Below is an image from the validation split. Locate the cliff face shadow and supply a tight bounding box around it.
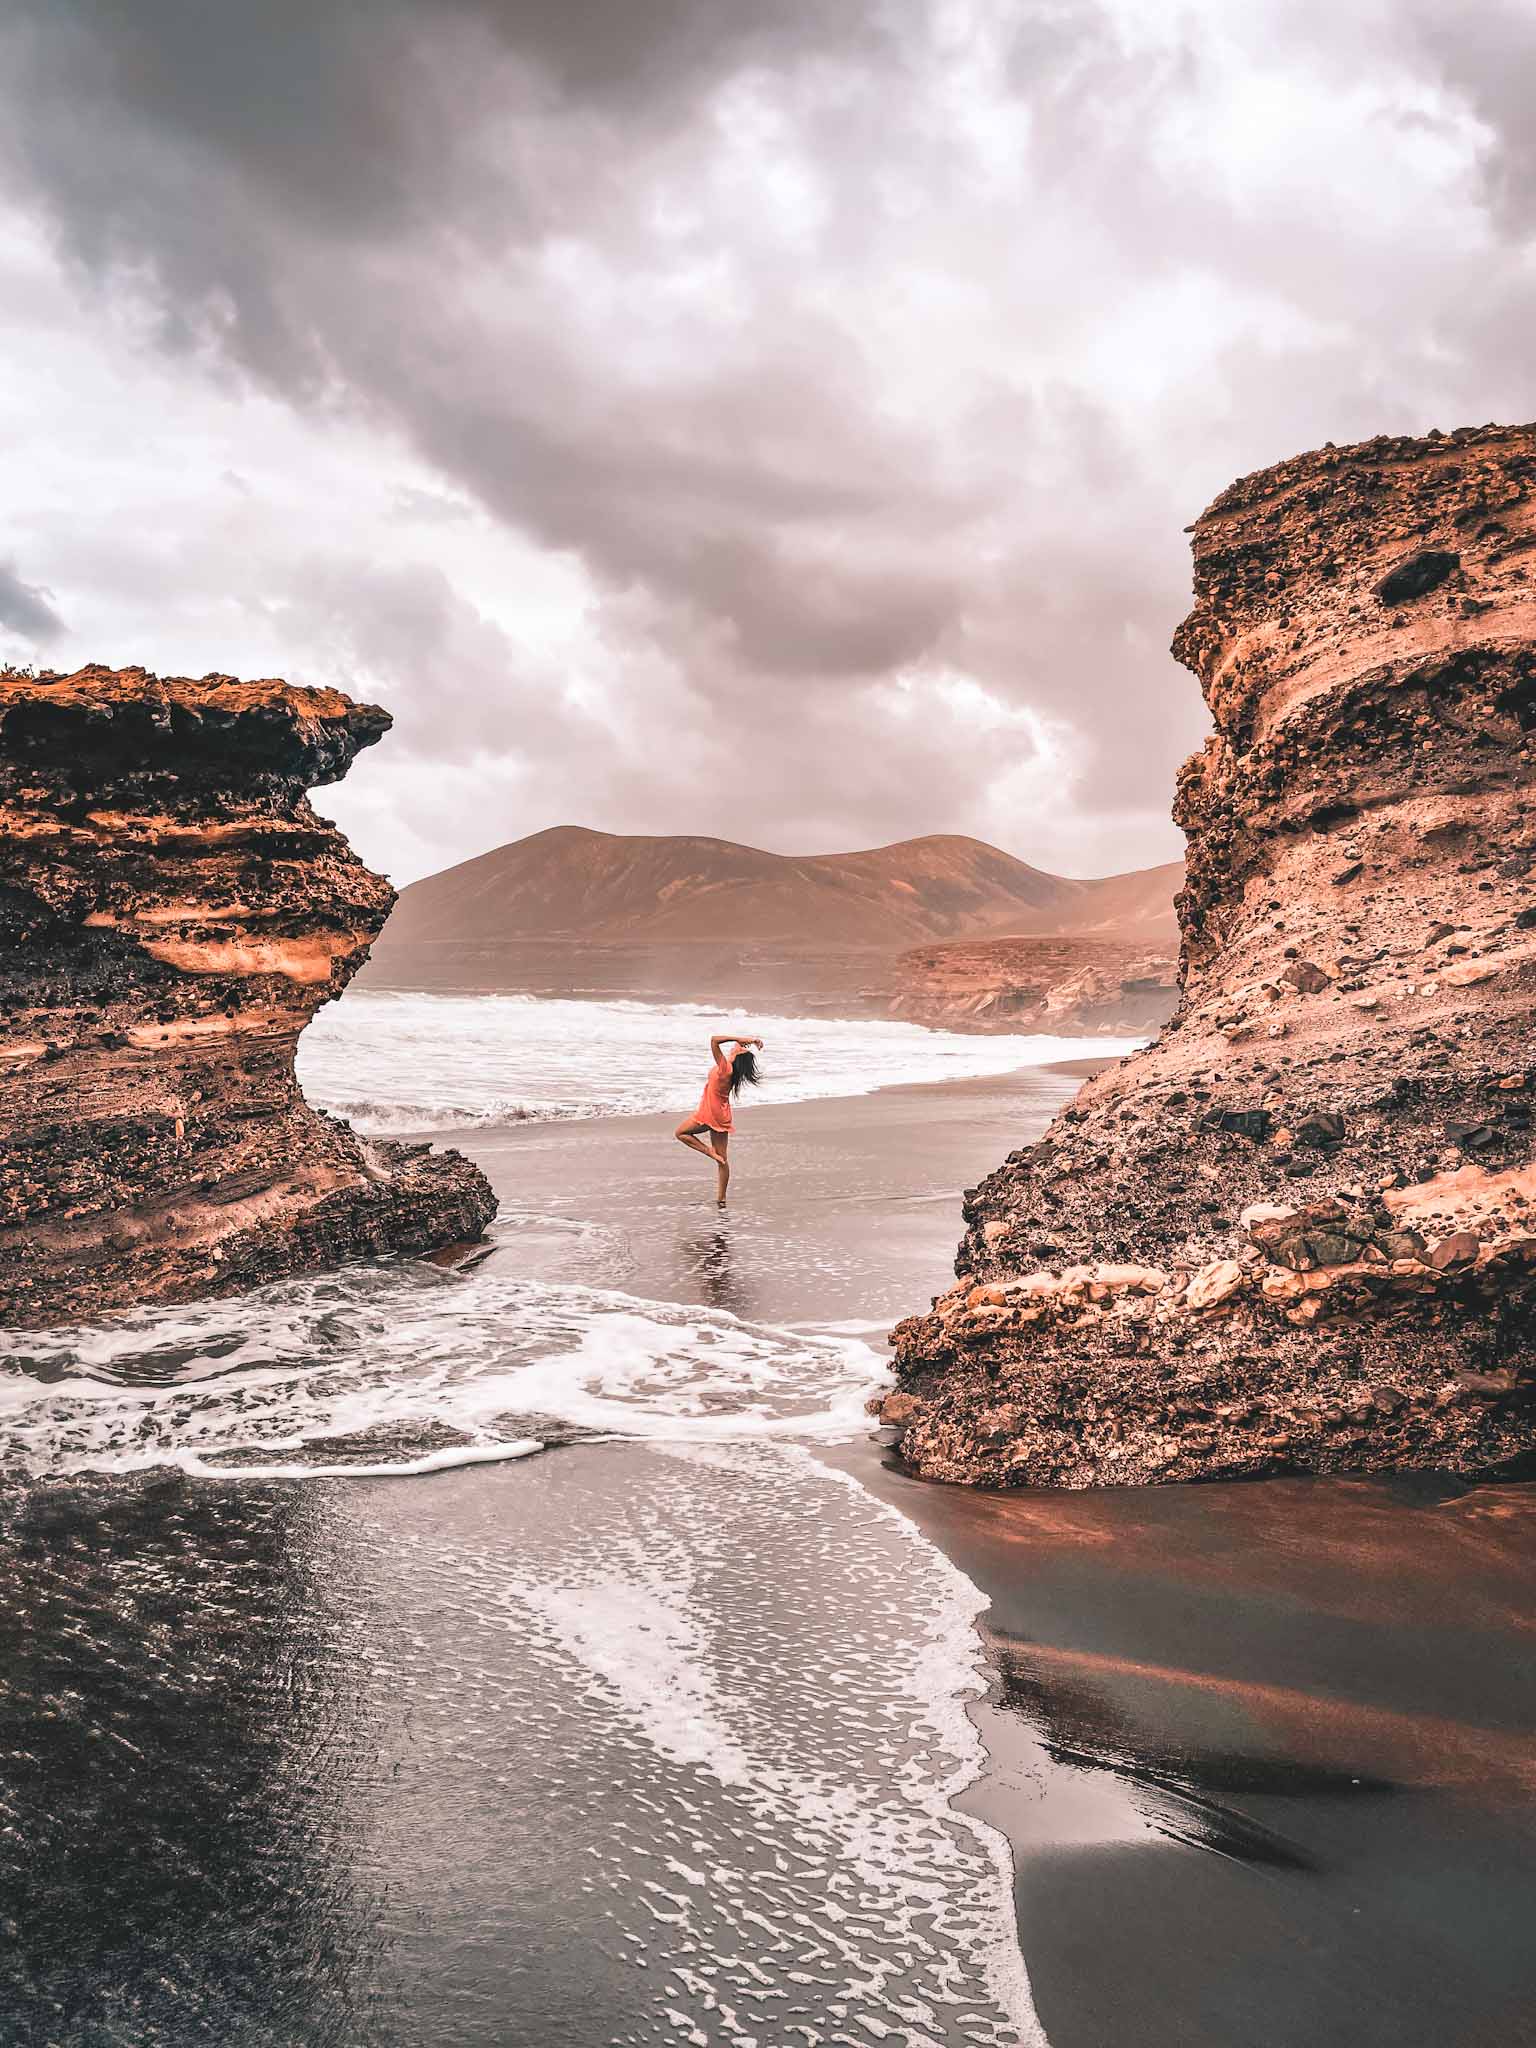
[984,1629,1399,1874]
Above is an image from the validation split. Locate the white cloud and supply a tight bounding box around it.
[1,0,1532,883]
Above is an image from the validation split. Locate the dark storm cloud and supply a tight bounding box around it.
[2,0,884,254]
[3,0,1535,877]
[463,0,893,103]
[1,0,938,679]
[0,563,64,643]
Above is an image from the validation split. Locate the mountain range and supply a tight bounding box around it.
[369,825,1180,958]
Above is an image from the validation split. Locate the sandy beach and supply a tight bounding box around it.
[843,1445,1536,2048]
[469,1075,1536,2048]
[2,1063,1076,2046]
[448,1061,1080,1326]
[8,1059,1536,2045]
[382,1071,1536,2046]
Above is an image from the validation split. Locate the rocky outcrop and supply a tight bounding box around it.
[0,665,495,1327]
[887,424,1536,1486]
[888,937,1177,1034]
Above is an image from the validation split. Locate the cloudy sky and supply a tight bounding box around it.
[1,0,1533,883]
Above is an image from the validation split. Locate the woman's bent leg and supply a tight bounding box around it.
[675,1119,723,1168]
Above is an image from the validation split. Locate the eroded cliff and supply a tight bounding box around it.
[0,665,495,1326]
[887,423,1536,1485]
[888,936,1177,1034]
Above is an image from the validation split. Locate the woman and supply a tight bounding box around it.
[675,1031,762,1205]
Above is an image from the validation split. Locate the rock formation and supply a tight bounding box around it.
[0,665,495,1327]
[887,423,1536,1485]
[888,937,1177,1034]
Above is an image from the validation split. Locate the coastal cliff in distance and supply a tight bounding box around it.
[888,936,1177,1034]
[0,665,495,1327]
[887,423,1536,1486]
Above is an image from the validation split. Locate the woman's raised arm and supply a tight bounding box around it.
[710,1030,762,1059]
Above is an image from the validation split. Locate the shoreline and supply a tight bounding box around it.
[828,1438,1536,2048]
[439,1064,1535,2043]
[18,1034,1534,2043]
[314,1048,1536,2043]
[420,1060,1084,1332]
[298,989,1141,1147]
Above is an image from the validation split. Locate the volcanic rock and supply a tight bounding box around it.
[888,424,1536,1486]
[0,665,496,1326]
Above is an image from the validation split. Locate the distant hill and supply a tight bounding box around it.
[369,826,1181,964]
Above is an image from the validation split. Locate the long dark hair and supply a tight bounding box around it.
[729,1049,761,1098]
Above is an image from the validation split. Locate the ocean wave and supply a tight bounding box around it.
[0,1251,885,1481]
[323,1096,580,1133]
[297,989,1140,1134]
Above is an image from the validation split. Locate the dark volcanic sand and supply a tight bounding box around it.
[838,1446,1536,2048]
[6,1060,1536,2046]
[364,1074,1536,2047]
[448,1063,1079,1326]
[0,1066,1068,2048]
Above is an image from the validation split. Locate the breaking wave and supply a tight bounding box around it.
[0,1255,884,1481]
[297,989,1138,1134]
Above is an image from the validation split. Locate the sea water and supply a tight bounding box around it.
[0,995,1106,2043]
[296,987,1134,1133]
[0,1262,879,1479]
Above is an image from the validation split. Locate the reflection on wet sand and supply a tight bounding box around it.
[838,1446,1536,2048]
[0,1063,1086,2046]
[985,1630,1401,1872]
[0,1442,1051,2048]
[988,1634,1536,1805]
[679,1219,754,1320]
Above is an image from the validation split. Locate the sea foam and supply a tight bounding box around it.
[297,988,1138,1133]
[0,1254,884,1480]
[382,1435,1051,2045]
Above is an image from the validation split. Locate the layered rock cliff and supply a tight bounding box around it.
[888,423,1536,1485]
[0,665,495,1326]
[888,937,1177,1034]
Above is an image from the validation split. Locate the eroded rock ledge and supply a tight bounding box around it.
[0,664,495,1326]
[888,936,1177,1034]
[887,423,1536,1485]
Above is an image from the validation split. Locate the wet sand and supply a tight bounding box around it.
[839,1446,1536,2048]
[1,1065,1075,2047]
[453,1061,1078,1327]
[464,1075,1536,2046]
[3,1434,1050,2048]
[428,1073,1536,2047]
[10,1061,1536,2044]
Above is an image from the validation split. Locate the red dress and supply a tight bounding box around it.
[696,1055,734,1131]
